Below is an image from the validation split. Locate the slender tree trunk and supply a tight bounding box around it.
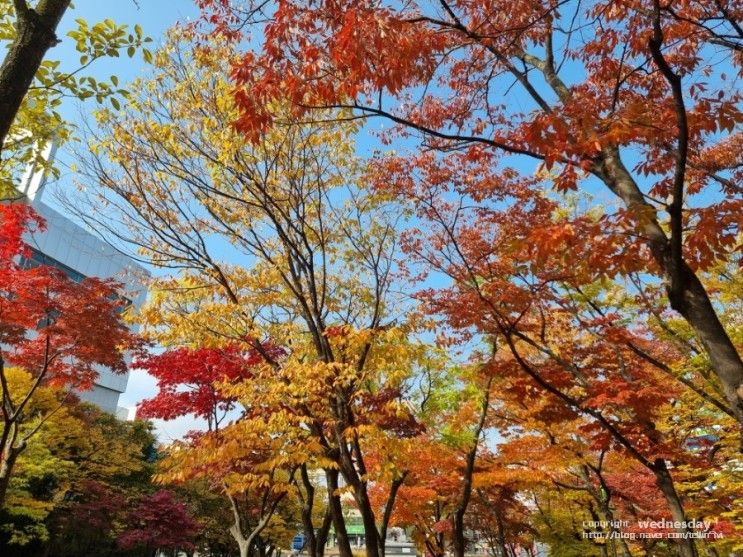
[325,469,353,557]
[353,484,380,557]
[577,466,631,557]
[379,474,406,557]
[315,506,332,557]
[593,147,743,428]
[296,465,332,557]
[334,431,380,557]
[600,504,631,557]
[0,0,72,156]
[494,511,510,557]
[585,503,609,557]
[0,436,21,507]
[452,511,466,557]
[298,465,319,557]
[453,377,492,557]
[652,459,698,557]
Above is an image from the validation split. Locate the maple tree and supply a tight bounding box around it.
[116,489,201,557]
[135,343,279,430]
[370,437,461,557]
[155,425,301,557]
[47,480,126,555]
[39,418,156,556]
[0,203,137,508]
[0,371,76,547]
[174,479,244,557]
[466,483,535,557]
[371,365,496,557]
[362,127,742,557]
[196,0,743,432]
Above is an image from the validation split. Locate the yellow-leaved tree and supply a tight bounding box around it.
[71,29,434,557]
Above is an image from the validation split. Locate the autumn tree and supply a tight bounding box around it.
[0,203,137,508]
[176,479,250,557]
[196,0,743,431]
[135,342,277,430]
[367,360,496,557]
[46,480,126,556]
[155,421,301,557]
[371,437,461,557]
[0,372,76,547]
[117,489,201,557]
[342,162,737,557]
[136,343,298,557]
[39,407,156,556]
[69,29,432,557]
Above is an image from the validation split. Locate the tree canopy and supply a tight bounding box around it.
[2,2,742,557]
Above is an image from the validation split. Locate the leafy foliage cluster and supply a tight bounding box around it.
[1,1,743,557]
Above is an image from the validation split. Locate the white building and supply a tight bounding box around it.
[18,145,149,415]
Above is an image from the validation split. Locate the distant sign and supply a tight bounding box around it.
[292,535,305,551]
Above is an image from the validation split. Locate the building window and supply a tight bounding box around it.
[21,247,86,283]
[20,247,132,312]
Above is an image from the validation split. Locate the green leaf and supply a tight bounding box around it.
[110,97,121,111]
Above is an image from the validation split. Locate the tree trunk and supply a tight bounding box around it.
[315,506,332,557]
[494,511,510,557]
[652,459,698,557]
[226,493,251,557]
[336,441,381,557]
[578,466,631,557]
[586,504,609,557]
[296,464,332,557]
[0,438,21,508]
[325,469,353,557]
[235,537,249,557]
[453,377,492,557]
[353,484,380,557]
[452,511,466,557]
[379,474,406,557]
[298,465,319,557]
[593,147,743,429]
[0,0,72,156]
